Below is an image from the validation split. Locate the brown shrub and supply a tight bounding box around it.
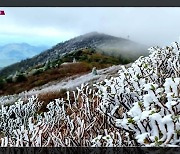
[37,89,68,113]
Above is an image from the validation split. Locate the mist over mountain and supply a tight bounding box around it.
[0,32,149,77]
[0,43,49,67]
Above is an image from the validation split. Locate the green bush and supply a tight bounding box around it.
[0,79,6,89]
[16,74,27,83]
[6,75,13,83]
[32,68,44,76]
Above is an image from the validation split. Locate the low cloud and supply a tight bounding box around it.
[0,7,180,46]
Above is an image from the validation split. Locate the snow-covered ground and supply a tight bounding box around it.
[0,64,124,105]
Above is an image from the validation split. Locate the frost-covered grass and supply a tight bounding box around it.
[0,41,179,147]
[0,65,120,106]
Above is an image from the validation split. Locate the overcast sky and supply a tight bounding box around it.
[1,7,180,47]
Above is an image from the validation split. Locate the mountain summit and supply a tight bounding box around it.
[0,32,148,77]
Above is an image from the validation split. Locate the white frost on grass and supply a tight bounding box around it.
[0,65,121,105]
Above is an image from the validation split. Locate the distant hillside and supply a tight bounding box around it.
[0,43,48,67]
[0,48,128,96]
[0,32,148,77]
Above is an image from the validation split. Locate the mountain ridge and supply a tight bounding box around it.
[0,32,148,77]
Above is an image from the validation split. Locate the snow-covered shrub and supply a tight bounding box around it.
[96,42,180,146]
[91,129,134,147]
[0,84,126,147]
[0,95,42,137]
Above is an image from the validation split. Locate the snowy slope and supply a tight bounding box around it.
[0,64,125,105]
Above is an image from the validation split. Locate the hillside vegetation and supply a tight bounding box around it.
[0,48,128,96]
